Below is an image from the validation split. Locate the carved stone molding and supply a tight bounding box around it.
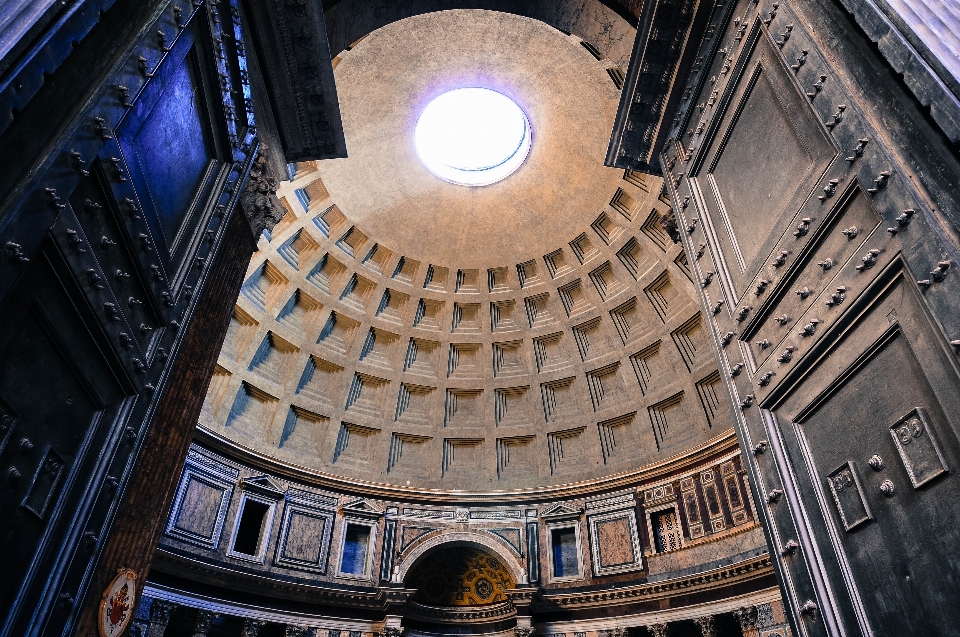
[240,0,347,160]
[605,0,711,171]
[515,627,537,637]
[240,147,286,237]
[379,626,403,637]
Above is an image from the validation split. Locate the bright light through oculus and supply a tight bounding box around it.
[415,88,531,186]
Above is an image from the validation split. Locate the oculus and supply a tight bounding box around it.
[415,88,531,186]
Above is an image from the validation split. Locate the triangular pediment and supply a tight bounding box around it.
[341,498,383,518]
[539,502,582,520]
[240,475,285,498]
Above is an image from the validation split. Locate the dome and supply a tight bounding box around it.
[201,10,725,495]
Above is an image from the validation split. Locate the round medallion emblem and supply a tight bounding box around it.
[474,577,494,600]
[98,568,137,637]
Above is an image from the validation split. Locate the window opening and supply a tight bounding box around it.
[341,523,371,575]
[551,527,579,578]
[232,499,270,556]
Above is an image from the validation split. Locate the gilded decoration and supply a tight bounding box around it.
[406,547,515,606]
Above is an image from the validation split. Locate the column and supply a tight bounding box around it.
[192,610,219,637]
[147,600,177,637]
[242,618,267,637]
[732,606,760,637]
[693,615,715,637]
[647,624,669,637]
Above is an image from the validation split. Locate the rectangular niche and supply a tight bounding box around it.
[336,226,369,258]
[445,389,484,427]
[423,264,449,291]
[344,373,390,418]
[222,305,259,361]
[278,406,329,455]
[414,298,445,331]
[548,525,582,580]
[226,382,280,441]
[448,342,483,378]
[452,302,482,333]
[333,422,380,467]
[540,377,582,422]
[588,261,625,300]
[277,289,325,337]
[388,432,432,477]
[496,435,536,479]
[491,300,520,332]
[492,340,526,378]
[338,521,375,577]
[241,260,289,312]
[376,288,410,325]
[547,426,586,474]
[404,338,441,377]
[227,493,277,563]
[442,438,484,477]
[296,356,345,409]
[533,332,571,373]
[306,253,347,296]
[312,204,346,237]
[392,256,420,284]
[395,383,436,425]
[317,312,361,357]
[494,386,532,427]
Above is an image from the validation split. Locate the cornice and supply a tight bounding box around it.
[194,425,739,503]
[404,601,517,624]
[531,554,773,610]
[152,548,772,619]
[152,549,385,609]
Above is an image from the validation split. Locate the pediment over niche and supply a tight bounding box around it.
[539,502,583,521]
[240,475,285,499]
[341,498,384,519]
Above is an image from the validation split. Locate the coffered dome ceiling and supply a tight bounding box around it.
[200,10,731,495]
